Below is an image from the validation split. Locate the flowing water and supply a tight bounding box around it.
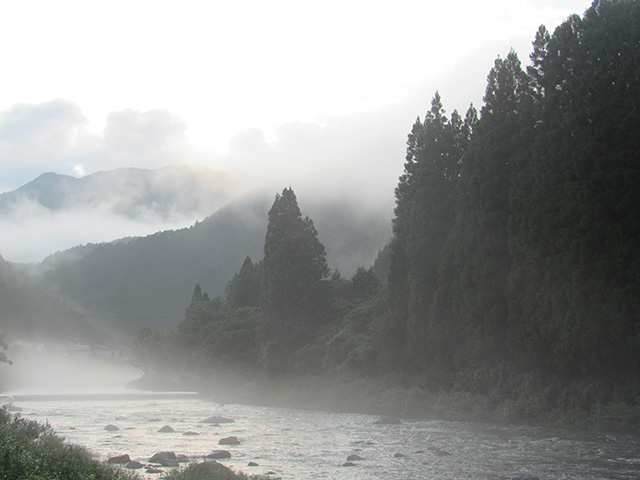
[7,391,640,480]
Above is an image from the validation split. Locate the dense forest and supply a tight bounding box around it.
[110,0,640,429]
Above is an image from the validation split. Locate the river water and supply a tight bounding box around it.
[7,391,640,480]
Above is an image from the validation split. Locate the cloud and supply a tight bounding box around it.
[0,101,194,190]
[0,99,89,159]
[103,109,187,154]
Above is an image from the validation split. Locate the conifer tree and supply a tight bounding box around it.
[263,187,330,314]
[388,93,475,366]
[430,51,529,369]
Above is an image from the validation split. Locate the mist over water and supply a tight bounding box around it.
[0,345,139,395]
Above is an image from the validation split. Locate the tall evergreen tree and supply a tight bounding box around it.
[388,93,475,367]
[263,187,330,314]
[226,256,263,309]
[430,51,529,370]
[508,0,640,376]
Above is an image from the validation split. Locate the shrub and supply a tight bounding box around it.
[0,407,137,480]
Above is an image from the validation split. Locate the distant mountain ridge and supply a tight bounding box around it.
[0,166,252,219]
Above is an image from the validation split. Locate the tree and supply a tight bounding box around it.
[350,267,381,300]
[226,256,263,309]
[263,188,330,314]
[387,92,475,367]
[130,326,160,376]
[431,50,529,369]
[507,0,640,375]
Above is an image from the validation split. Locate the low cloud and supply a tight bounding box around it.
[0,198,203,264]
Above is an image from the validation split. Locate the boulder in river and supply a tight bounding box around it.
[157,425,175,433]
[125,461,144,469]
[347,454,364,461]
[219,435,240,445]
[200,415,235,424]
[248,461,259,466]
[104,424,120,431]
[107,454,131,464]
[206,450,231,459]
[149,451,177,465]
[373,416,401,425]
[342,461,356,467]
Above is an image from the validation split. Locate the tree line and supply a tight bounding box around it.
[133,0,640,424]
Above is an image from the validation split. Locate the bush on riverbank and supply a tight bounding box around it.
[0,406,138,480]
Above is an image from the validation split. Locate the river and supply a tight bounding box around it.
[7,391,640,480]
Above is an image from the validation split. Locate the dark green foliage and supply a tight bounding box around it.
[349,267,381,300]
[263,188,330,314]
[0,408,137,480]
[431,50,529,370]
[226,257,264,308]
[506,0,640,377]
[388,92,475,367]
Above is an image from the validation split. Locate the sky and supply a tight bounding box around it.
[0,0,594,190]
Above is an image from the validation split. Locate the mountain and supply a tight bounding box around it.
[0,165,255,219]
[0,165,271,264]
[28,191,392,337]
[0,255,100,343]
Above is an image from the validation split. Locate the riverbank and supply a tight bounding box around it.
[127,368,640,433]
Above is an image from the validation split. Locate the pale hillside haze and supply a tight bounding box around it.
[0,0,592,262]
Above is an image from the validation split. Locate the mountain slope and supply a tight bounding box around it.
[0,255,100,342]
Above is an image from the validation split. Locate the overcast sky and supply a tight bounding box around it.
[0,0,593,196]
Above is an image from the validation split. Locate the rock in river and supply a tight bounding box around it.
[107,454,131,464]
[219,435,241,445]
[157,425,175,433]
[104,424,120,431]
[149,451,177,465]
[126,461,144,469]
[206,450,231,459]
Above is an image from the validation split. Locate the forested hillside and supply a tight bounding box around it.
[133,1,640,430]
[32,193,390,335]
[0,255,99,342]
